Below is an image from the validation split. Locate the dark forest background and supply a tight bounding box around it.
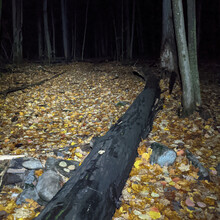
[0,0,220,62]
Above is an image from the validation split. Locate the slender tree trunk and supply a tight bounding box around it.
[125,0,130,59]
[0,0,2,32]
[121,0,124,61]
[43,0,52,63]
[12,0,23,64]
[51,3,56,60]
[136,0,144,56]
[129,0,135,59]
[72,3,77,60]
[61,0,69,61]
[113,18,119,61]
[37,14,43,59]
[172,0,195,116]
[81,0,89,61]
[160,0,178,74]
[196,0,202,54]
[187,0,201,106]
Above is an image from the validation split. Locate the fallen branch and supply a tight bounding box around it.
[0,71,65,98]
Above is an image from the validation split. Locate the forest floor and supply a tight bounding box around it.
[0,62,219,219]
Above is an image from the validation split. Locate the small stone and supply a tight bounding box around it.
[63,168,70,173]
[22,159,43,170]
[68,165,75,170]
[185,197,195,207]
[59,161,67,167]
[197,202,206,208]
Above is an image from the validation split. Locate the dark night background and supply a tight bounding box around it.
[0,0,220,62]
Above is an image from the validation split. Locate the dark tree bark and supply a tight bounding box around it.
[129,0,135,59]
[125,0,130,59]
[121,0,124,61]
[12,0,23,64]
[37,4,43,60]
[35,75,161,220]
[187,0,201,106]
[160,0,178,74]
[81,0,89,61]
[172,0,195,116]
[43,0,52,63]
[136,0,144,56]
[51,2,56,60]
[0,0,2,33]
[61,0,69,60]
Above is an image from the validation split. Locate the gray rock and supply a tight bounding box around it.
[150,142,177,167]
[36,170,62,202]
[22,158,43,170]
[45,157,57,171]
[9,157,26,169]
[185,149,209,180]
[24,170,37,185]
[16,186,40,205]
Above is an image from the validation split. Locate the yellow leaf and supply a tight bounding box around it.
[204,125,210,130]
[75,152,83,158]
[71,142,77,146]
[127,187,132,193]
[169,181,175,186]
[0,204,5,211]
[5,200,17,213]
[164,127,169,131]
[148,211,161,219]
[35,169,43,177]
[119,206,123,213]
[142,152,150,161]
[134,159,142,168]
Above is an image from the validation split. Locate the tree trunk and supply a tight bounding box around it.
[125,0,130,59]
[12,0,23,64]
[121,0,124,61]
[196,0,202,54]
[81,0,89,61]
[172,0,195,116]
[71,2,77,60]
[136,0,144,56]
[61,0,69,61]
[37,3,43,60]
[51,2,56,60]
[43,0,52,63]
[0,0,2,33]
[35,76,161,220]
[129,0,135,59]
[187,0,201,106]
[160,0,178,74]
[113,17,119,61]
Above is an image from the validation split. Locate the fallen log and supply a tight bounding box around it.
[35,75,161,220]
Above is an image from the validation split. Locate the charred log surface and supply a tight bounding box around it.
[35,75,161,220]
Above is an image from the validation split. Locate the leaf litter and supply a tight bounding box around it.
[0,62,219,219]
